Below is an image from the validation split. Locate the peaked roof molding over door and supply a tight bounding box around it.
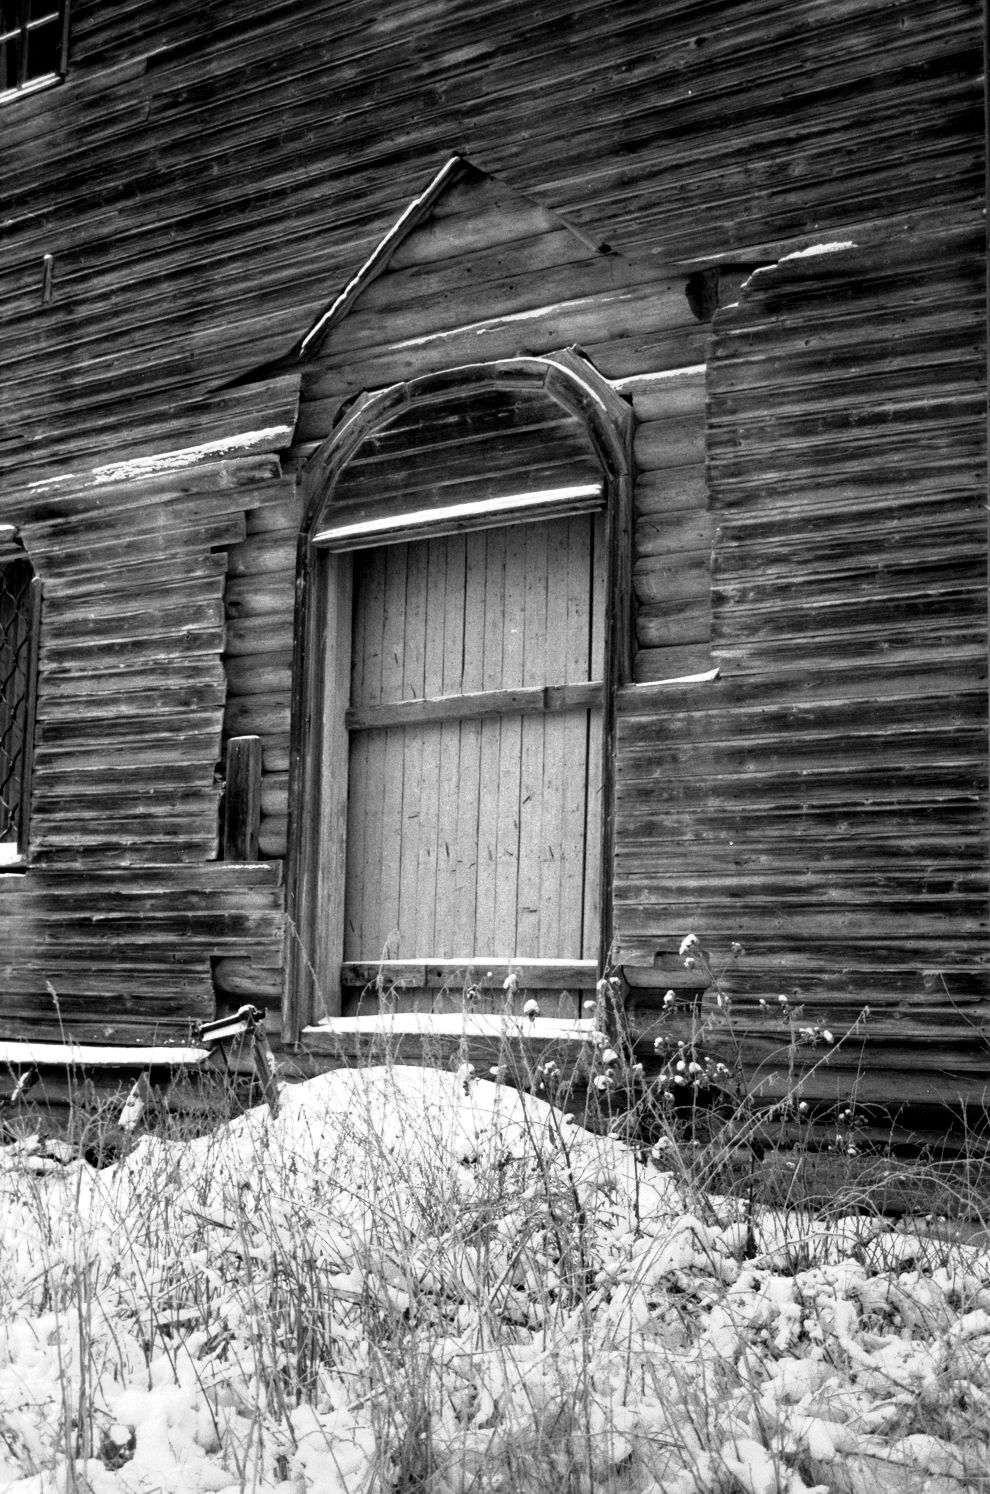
[284,350,633,1038]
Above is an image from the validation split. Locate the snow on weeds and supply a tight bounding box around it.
[0,1064,988,1493]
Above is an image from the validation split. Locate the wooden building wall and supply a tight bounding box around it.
[1,0,981,489]
[0,0,986,1104]
[615,226,989,1106]
[0,386,297,1041]
[216,168,716,1024]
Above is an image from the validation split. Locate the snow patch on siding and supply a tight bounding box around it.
[91,428,291,484]
[781,240,857,260]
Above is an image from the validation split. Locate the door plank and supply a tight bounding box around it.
[397,540,429,955]
[377,546,410,951]
[351,547,386,709]
[558,515,594,955]
[451,531,487,955]
[345,549,387,957]
[415,539,449,953]
[436,535,467,956]
[475,528,507,955]
[517,522,550,955]
[343,725,368,959]
[538,519,571,954]
[493,524,527,953]
[590,511,607,681]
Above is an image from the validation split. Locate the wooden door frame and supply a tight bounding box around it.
[283,350,633,1039]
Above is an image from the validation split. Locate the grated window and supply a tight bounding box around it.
[0,558,37,854]
[0,0,69,97]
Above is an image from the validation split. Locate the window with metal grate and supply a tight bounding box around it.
[0,0,69,99]
[0,555,40,865]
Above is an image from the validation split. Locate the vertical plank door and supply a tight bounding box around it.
[343,511,605,967]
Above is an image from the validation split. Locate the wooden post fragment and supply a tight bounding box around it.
[223,735,262,861]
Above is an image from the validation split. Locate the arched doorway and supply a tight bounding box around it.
[285,351,632,1031]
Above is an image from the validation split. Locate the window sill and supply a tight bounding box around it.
[0,73,64,106]
[0,845,26,872]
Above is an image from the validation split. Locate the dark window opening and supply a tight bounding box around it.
[0,556,40,863]
[0,0,68,97]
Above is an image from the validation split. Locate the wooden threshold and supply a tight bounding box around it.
[302,1013,597,1062]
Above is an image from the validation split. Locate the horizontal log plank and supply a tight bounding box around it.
[223,614,295,656]
[635,602,712,647]
[223,575,295,622]
[26,517,246,574]
[40,629,228,672]
[40,684,226,722]
[213,959,284,999]
[258,817,289,858]
[39,556,231,605]
[634,469,708,517]
[224,698,292,738]
[630,643,715,681]
[225,649,295,697]
[44,582,227,632]
[37,664,228,701]
[224,533,298,578]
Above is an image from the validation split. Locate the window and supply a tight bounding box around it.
[0,543,41,866]
[0,0,69,99]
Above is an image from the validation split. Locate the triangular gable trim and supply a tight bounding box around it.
[298,154,472,360]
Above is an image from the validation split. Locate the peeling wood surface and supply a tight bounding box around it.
[222,169,717,881]
[5,0,979,485]
[613,226,989,1105]
[0,450,289,1042]
[0,0,985,1107]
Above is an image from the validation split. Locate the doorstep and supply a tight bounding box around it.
[301,1013,597,1071]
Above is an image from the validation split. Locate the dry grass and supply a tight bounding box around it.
[0,956,988,1494]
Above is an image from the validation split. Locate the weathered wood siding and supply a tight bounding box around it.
[614,221,989,1105]
[1,1,980,486]
[0,0,984,1103]
[216,167,715,1024]
[0,385,296,1041]
[219,169,714,895]
[624,366,712,685]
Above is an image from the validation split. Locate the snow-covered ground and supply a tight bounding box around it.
[0,1065,987,1493]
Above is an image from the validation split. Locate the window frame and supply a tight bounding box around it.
[0,535,42,870]
[283,351,633,1038]
[0,0,70,103]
